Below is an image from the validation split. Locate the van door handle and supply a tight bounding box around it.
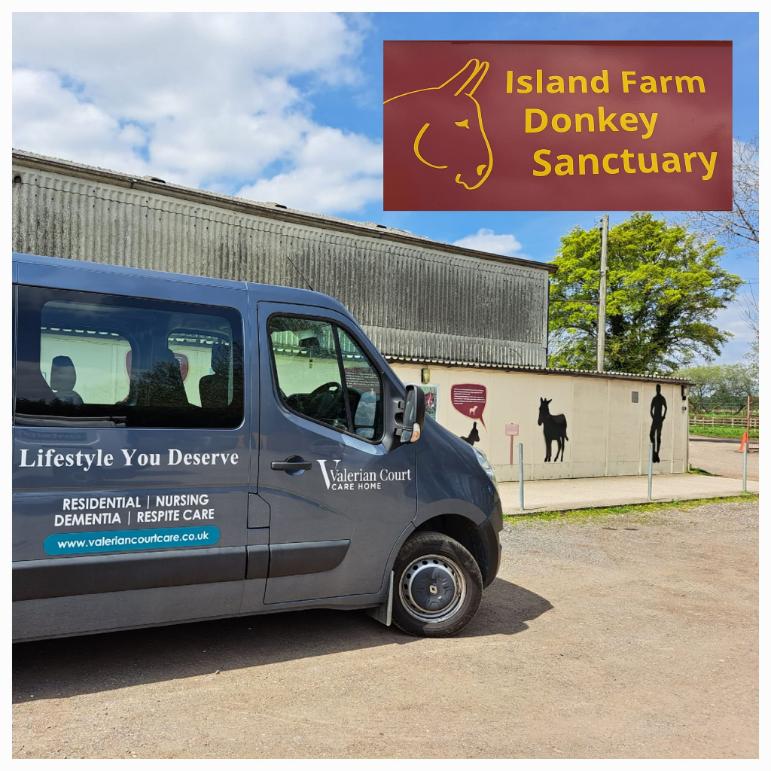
[271,457,313,473]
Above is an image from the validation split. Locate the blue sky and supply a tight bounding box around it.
[12,11,758,363]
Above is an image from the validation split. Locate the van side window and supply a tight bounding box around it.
[338,328,383,440]
[14,285,243,429]
[269,315,383,441]
[269,317,348,432]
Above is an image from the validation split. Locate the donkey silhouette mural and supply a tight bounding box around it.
[384,58,493,192]
[460,421,481,446]
[538,398,569,462]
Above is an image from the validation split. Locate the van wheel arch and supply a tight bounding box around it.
[414,514,492,587]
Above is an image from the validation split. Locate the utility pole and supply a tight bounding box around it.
[597,214,609,372]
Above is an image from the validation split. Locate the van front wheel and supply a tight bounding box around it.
[392,531,483,637]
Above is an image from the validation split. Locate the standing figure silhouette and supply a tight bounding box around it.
[649,384,668,463]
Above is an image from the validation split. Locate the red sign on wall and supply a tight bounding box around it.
[383,40,732,211]
[451,383,487,426]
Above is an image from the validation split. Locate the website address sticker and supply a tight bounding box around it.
[44,526,220,555]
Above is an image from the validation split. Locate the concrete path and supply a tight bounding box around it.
[498,472,757,514]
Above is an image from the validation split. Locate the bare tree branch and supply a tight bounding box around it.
[686,138,759,249]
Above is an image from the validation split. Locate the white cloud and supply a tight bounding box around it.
[708,291,757,364]
[452,228,526,257]
[13,68,150,175]
[237,127,382,213]
[12,12,381,213]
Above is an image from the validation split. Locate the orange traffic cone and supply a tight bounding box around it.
[737,431,749,453]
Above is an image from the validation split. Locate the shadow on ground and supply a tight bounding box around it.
[13,578,551,703]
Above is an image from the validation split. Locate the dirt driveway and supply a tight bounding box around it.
[13,500,758,759]
[689,436,759,481]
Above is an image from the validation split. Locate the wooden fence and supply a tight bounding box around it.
[690,415,760,429]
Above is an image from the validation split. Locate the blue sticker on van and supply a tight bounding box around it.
[44,526,220,555]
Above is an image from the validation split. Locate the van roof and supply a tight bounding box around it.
[12,251,349,314]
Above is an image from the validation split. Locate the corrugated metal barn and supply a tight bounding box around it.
[12,150,553,370]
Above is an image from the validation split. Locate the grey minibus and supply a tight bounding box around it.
[12,252,502,639]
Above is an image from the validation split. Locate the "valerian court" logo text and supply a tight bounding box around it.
[316,459,412,492]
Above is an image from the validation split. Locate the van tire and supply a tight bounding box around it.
[392,531,483,637]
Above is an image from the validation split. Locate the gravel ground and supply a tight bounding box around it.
[13,500,757,759]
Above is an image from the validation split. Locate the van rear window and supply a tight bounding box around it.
[14,285,243,429]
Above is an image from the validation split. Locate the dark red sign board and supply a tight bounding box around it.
[383,41,732,211]
[451,383,487,427]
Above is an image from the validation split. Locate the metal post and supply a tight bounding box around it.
[597,214,609,372]
[746,394,752,453]
[742,438,749,494]
[647,442,654,501]
[518,442,525,512]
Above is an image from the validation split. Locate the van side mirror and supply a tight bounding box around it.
[396,384,425,444]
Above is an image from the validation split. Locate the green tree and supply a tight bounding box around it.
[676,363,758,412]
[548,213,742,373]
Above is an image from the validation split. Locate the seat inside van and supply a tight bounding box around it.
[50,355,83,405]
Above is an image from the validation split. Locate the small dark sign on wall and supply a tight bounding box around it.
[421,384,438,420]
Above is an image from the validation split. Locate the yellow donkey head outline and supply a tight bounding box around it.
[384,58,493,191]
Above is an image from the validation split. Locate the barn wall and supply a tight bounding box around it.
[391,363,689,481]
[12,154,550,368]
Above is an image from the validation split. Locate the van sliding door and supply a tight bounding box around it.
[12,262,252,639]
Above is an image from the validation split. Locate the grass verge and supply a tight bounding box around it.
[690,427,759,440]
[503,493,758,524]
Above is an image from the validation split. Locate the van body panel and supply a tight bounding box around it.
[268,539,351,578]
[245,544,270,579]
[13,581,246,641]
[13,546,246,601]
[246,493,271,528]
[415,418,501,527]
